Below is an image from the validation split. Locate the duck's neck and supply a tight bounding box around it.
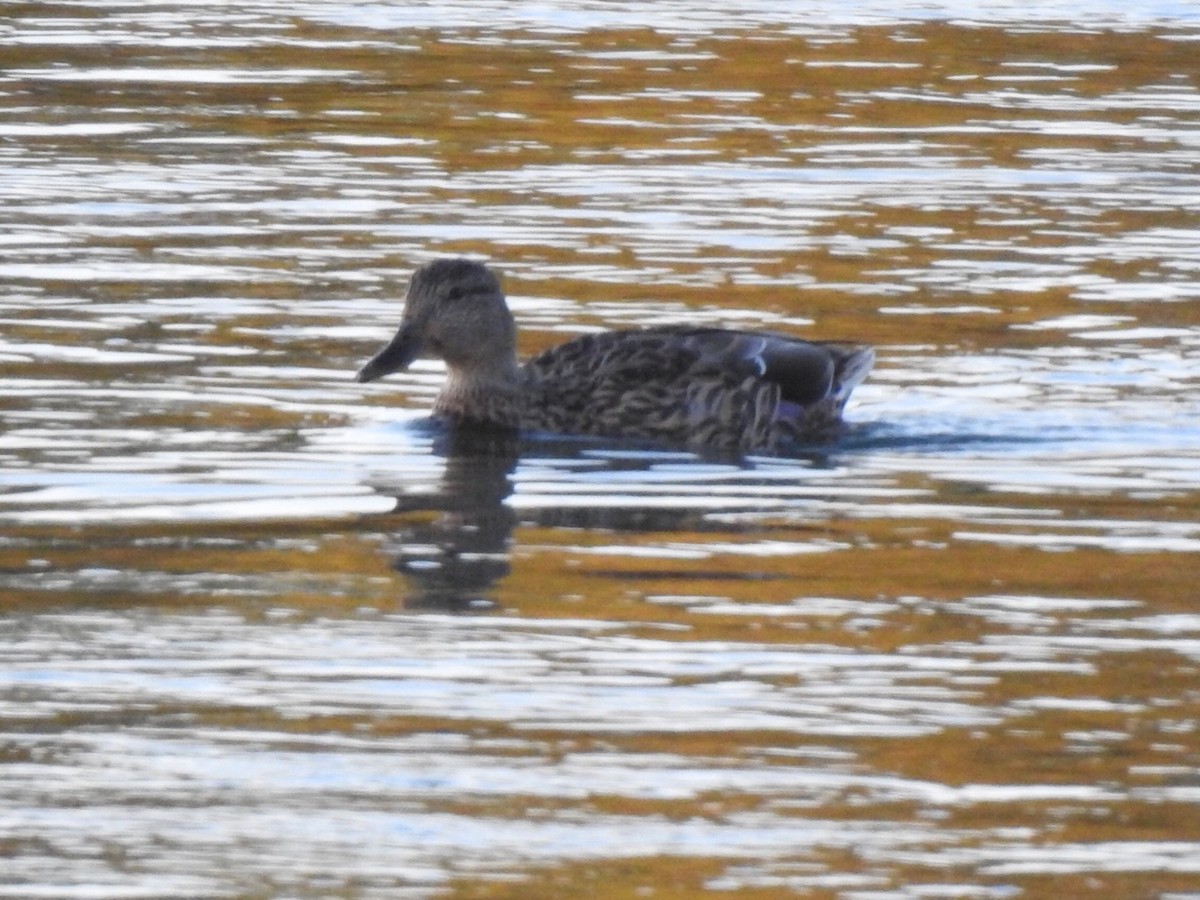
[435,357,524,428]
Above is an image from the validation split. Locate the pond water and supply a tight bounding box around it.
[2,2,1200,898]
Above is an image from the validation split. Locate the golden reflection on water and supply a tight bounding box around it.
[2,4,1200,899]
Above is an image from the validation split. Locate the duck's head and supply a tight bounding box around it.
[355,258,517,383]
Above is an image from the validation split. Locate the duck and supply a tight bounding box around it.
[355,258,874,453]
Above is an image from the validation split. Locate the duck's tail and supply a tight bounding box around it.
[825,342,875,411]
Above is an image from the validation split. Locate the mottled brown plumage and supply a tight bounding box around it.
[356,258,874,452]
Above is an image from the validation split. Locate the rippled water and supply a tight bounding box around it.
[2,2,1200,898]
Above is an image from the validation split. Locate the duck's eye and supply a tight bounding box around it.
[445,286,466,302]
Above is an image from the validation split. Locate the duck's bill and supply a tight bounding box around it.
[355,324,422,383]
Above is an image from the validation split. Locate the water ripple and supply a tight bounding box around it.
[3,4,1199,897]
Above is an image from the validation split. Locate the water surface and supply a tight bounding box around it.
[2,2,1199,898]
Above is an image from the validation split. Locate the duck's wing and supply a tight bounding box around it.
[522,326,873,451]
[646,327,873,411]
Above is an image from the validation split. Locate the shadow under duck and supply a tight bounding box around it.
[356,258,874,453]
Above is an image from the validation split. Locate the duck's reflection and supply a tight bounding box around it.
[372,427,818,610]
[383,427,518,611]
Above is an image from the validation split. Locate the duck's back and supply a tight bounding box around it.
[520,326,873,452]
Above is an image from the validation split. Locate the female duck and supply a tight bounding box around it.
[356,258,873,453]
